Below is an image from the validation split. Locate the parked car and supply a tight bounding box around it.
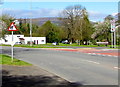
[15,42,22,44]
[52,42,59,45]
[62,40,69,44]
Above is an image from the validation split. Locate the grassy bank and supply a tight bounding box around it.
[0,54,32,66]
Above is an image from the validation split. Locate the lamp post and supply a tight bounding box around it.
[30,0,32,46]
[110,19,116,48]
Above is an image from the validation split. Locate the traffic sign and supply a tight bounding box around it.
[8,22,18,31]
[111,24,115,32]
[110,20,115,32]
[7,22,19,62]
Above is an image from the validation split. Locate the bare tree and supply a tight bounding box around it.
[59,5,91,44]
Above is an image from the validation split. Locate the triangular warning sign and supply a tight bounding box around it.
[8,22,18,31]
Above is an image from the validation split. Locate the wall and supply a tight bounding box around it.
[24,37,46,44]
[0,35,46,45]
[0,35,24,45]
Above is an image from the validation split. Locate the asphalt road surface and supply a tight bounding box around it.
[1,46,118,85]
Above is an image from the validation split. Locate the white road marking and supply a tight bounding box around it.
[88,53,92,54]
[88,61,100,64]
[92,53,96,55]
[82,59,100,64]
[87,53,118,58]
[108,55,112,57]
[114,67,120,69]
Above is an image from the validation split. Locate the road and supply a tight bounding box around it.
[1,46,118,85]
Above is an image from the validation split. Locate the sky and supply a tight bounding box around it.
[0,1,119,22]
[1,0,120,2]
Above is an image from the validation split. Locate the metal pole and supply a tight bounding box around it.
[30,0,32,46]
[114,31,116,48]
[11,31,13,62]
[111,32,113,48]
[30,18,32,46]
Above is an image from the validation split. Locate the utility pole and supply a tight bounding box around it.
[11,31,13,62]
[110,20,116,48]
[30,0,32,46]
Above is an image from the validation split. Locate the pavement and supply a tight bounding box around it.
[2,65,81,87]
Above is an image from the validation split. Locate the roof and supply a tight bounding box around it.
[19,38,25,40]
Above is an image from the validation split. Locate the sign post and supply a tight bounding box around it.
[8,22,18,62]
[11,31,13,62]
[110,20,116,48]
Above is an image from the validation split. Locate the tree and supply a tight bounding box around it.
[0,14,15,39]
[81,14,94,44]
[0,20,6,38]
[0,15,41,39]
[16,18,40,37]
[74,10,93,45]
[92,15,114,43]
[38,21,64,43]
[104,15,114,21]
[59,5,93,44]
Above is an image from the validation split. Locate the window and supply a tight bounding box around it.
[5,39,8,42]
[17,36,20,37]
[41,40,44,42]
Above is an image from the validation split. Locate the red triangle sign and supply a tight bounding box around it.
[8,22,18,31]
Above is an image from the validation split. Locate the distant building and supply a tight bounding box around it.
[24,37,46,44]
[0,34,46,45]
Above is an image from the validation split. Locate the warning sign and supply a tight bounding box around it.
[8,22,18,31]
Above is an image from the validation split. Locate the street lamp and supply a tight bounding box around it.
[30,0,32,46]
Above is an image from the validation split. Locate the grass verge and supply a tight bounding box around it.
[0,54,32,66]
[1,43,120,48]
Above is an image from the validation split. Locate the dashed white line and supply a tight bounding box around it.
[87,53,118,58]
[114,67,120,69]
[82,60,100,64]
[108,55,112,57]
[92,53,96,55]
[88,53,92,54]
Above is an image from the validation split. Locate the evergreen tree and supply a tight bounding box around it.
[39,21,64,43]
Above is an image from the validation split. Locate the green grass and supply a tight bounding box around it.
[0,54,32,66]
[1,44,65,48]
[14,43,109,48]
[1,43,120,48]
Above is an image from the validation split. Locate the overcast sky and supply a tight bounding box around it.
[0,1,118,22]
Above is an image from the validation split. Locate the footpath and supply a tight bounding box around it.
[2,65,81,87]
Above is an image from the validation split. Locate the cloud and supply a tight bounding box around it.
[2,8,61,18]
[88,11,109,21]
[112,13,118,16]
[2,8,111,22]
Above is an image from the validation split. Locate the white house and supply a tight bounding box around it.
[0,34,46,45]
[24,37,46,44]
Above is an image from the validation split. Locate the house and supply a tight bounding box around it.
[24,37,46,44]
[0,34,46,45]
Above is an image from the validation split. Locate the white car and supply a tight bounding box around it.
[62,40,68,44]
[15,42,22,44]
